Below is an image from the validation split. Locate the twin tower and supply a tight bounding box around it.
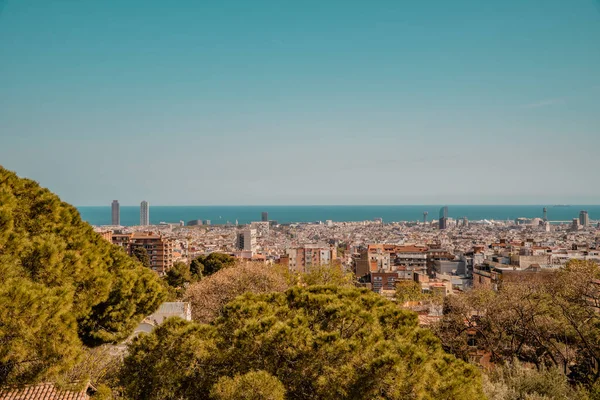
[111,200,149,226]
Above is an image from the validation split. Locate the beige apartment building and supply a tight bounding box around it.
[112,232,174,274]
[280,244,337,273]
[354,244,428,278]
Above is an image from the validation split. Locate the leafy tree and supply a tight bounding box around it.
[210,371,285,400]
[0,166,166,385]
[190,253,236,280]
[395,280,429,304]
[184,262,288,323]
[435,260,600,390]
[482,361,587,400]
[122,285,484,399]
[131,246,151,268]
[297,262,355,287]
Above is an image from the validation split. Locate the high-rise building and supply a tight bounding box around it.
[572,218,580,232]
[543,207,548,222]
[261,212,269,222]
[237,229,257,254]
[140,201,149,226]
[438,206,448,230]
[579,210,589,227]
[423,211,428,224]
[111,200,120,225]
[111,232,174,274]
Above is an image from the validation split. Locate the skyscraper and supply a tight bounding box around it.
[140,201,149,226]
[261,212,268,222]
[438,206,448,230]
[579,210,589,227]
[111,200,120,225]
[543,207,548,222]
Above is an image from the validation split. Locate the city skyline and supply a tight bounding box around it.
[1,1,599,205]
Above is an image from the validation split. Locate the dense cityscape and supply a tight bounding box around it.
[98,200,600,297]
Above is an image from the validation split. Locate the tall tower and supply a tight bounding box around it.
[111,200,120,226]
[438,206,448,230]
[423,211,428,223]
[579,210,589,227]
[261,212,268,222]
[543,207,548,222]
[140,201,149,226]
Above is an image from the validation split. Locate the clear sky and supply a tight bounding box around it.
[1,0,599,205]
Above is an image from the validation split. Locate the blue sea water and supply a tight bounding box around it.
[76,205,600,227]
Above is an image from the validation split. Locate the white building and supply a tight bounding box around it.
[237,229,257,254]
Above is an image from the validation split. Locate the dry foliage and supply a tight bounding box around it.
[184,262,289,323]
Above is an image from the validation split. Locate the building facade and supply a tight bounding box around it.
[580,210,590,227]
[112,232,174,274]
[439,206,448,230]
[284,244,336,273]
[237,229,257,254]
[354,244,429,283]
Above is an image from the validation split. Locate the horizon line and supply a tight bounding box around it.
[75,204,600,207]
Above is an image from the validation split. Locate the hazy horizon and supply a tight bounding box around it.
[1,1,598,206]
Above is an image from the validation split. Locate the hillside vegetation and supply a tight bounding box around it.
[0,166,166,385]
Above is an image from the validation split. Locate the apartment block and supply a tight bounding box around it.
[354,244,428,279]
[112,232,174,274]
[285,244,336,273]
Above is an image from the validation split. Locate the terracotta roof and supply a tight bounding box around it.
[395,245,428,253]
[0,383,90,400]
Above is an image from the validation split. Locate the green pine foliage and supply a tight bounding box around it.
[190,253,236,280]
[121,285,484,400]
[131,246,151,269]
[0,166,166,385]
[210,371,286,400]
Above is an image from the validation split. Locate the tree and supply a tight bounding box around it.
[0,166,166,385]
[122,285,484,399]
[435,260,600,390]
[190,253,236,280]
[297,262,355,287]
[210,371,285,400]
[395,280,428,304]
[482,361,587,400]
[184,262,288,323]
[131,246,151,268]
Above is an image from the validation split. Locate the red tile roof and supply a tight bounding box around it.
[0,383,90,400]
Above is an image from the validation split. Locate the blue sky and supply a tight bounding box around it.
[1,0,599,205]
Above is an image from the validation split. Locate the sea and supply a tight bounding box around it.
[76,205,600,227]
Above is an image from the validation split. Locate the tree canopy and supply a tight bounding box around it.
[0,166,166,385]
[131,246,151,268]
[210,371,285,400]
[435,260,600,389]
[184,262,288,323]
[122,285,483,400]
